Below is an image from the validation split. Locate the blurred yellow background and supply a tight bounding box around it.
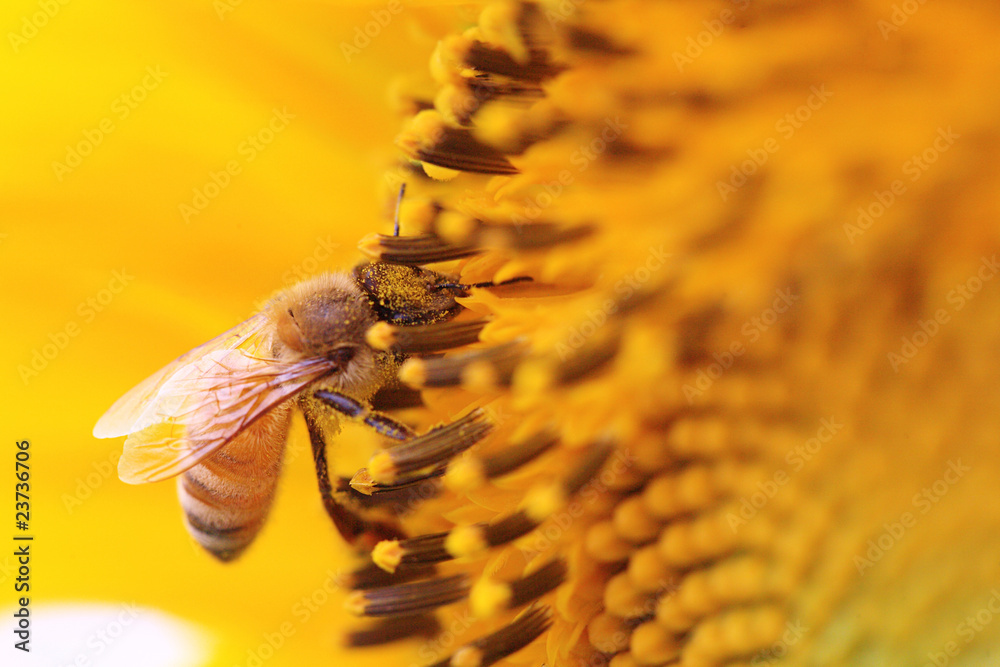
[0,1,468,664]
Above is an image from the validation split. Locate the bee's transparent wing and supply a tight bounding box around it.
[116,350,334,484]
[93,313,270,438]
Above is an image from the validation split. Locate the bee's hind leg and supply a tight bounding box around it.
[301,397,410,549]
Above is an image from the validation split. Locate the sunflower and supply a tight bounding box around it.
[6,0,999,666]
[335,1,1000,666]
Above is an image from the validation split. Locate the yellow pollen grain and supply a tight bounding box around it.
[397,110,443,152]
[372,540,403,573]
[398,358,427,388]
[450,646,483,667]
[398,196,437,235]
[705,556,768,605]
[657,515,738,569]
[365,321,396,351]
[688,605,785,662]
[675,464,717,509]
[460,360,500,393]
[444,456,486,493]
[667,418,730,458]
[630,621,681,666]
[584,520,634,563]
[511,358,555,398]
[612,494,662,544]
[445,524,488,558]
[435,84,474,126]
[626,544,676,594]
[674,571,716,619]
[343,591,367,616]
[422,162,461,181]
[357,232,384,259]
[655,595,697,634]
[429,35,471,85]
[608,652,640,667]
[604,572,653,619]
[368,451,397,485]
[631,431,672,474]
[473,102,526,154]
[587,612,631,654]
[642,465,718,520]
[436,210,478,245]
[492,258,534,285]
[470,576,512,618]
[522,483,566,523]
[478,2,527,63]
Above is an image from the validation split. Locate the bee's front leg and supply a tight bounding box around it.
[311,389,415,440]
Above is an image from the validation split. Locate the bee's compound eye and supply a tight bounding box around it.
[329,346,357,368]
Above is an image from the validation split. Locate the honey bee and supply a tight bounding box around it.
[93,250,507,561]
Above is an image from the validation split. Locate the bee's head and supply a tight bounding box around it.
[268,273,376,374]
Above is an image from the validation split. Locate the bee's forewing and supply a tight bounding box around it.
[93,313,270,438]
[117,351,334,484]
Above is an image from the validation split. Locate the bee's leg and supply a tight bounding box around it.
[312,389,416,441]
[303,409,406,549]
[369,383,424,411]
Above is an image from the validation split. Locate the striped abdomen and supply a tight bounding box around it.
[178,402,292,561]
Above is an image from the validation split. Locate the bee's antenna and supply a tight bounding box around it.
[394,183,406,237]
